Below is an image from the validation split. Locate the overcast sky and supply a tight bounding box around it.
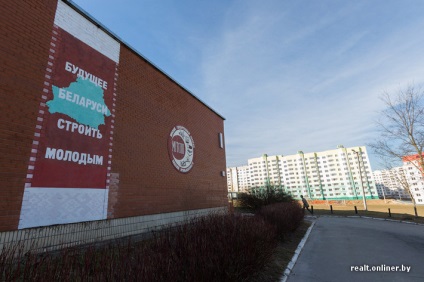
[72,0,424,170]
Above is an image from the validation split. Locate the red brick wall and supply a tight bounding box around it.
[0,0,227,231]
[0,0,58,231]
[109,46,227,218]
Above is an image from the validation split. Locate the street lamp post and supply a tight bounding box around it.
[352,149,368,211]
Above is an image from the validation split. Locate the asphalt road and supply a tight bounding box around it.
[288,217,424,282]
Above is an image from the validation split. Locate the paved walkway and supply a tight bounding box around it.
[287,217,424,282]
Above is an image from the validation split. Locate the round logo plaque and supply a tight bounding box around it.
[168,125,194,173]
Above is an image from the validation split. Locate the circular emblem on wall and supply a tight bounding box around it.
[168,125,195,173]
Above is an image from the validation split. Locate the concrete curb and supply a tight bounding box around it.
[280,220,316,282]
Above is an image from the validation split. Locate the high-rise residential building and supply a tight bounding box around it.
[227,145,378,200]
[402,155,424,204]
[227,165,250,193]
[373,167,411,199]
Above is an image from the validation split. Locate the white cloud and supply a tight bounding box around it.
[196,0,424,168]
[71,0,424,170]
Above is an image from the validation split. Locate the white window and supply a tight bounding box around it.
[218,133,224,148]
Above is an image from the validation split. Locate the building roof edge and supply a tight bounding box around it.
[63,0,225,121]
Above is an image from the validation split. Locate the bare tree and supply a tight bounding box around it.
[392,167,414,203]
[369,85,424,207]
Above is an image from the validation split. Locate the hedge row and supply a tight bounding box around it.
[1,203,303,281]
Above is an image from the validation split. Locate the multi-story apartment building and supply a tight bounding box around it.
[373,168,411,200]
[227,145,378,200]
[227,165,250,193]
[402,155,424,204]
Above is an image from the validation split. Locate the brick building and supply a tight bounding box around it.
[0,0,227,244]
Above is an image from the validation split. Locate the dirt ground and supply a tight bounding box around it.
[306,199,424,222]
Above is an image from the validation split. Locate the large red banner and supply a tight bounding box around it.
[31,27,116,189]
